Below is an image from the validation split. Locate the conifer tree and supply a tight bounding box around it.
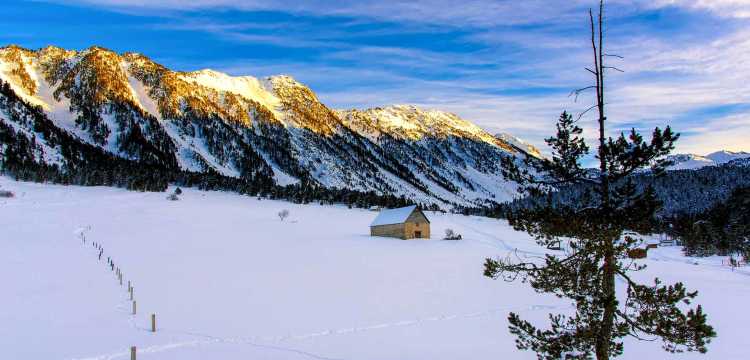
[485,1,715,359]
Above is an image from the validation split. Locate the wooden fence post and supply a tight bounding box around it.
[132,300,136,315]
[151,314,156,332]
[130,346,136,360]
[130,287,133,301]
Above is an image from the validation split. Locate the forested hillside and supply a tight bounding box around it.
[500,160,750,217]
[0,45,539,210]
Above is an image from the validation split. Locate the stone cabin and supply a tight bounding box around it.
[370,205,431,239]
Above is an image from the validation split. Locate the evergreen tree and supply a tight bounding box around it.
[485,2,715,359]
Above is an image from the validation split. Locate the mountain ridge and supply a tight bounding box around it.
[667,150,750,170]
[0,44,537,208]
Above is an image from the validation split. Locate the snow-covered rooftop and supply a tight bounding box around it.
[370,205,418,226]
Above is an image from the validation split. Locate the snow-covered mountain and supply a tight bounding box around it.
[0,45,535,207]
[494,132,542,159]
[705,150,750,164]
[667,151,750,170]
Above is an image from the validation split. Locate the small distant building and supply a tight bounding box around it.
[370,205,430,239]
[628,247,648,259]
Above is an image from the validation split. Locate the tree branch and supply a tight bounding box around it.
[577,104,599,121]
[603,66,625,73]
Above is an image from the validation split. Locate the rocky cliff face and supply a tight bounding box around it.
[0,45,537,207]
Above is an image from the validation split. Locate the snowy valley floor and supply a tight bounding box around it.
[1,177,748,360]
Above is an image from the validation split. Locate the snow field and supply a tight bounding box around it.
[0,178,748,360]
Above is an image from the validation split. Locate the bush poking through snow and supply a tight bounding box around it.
[278,209,290,221]
[0,190,14,198]
[444,228,462,240]
[166,188,182,201]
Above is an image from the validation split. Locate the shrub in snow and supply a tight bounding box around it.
[443,228,462,240]
[166,193,180,201]
[174,187,183,195]
[0,190,14,198]
[278,209,290,221]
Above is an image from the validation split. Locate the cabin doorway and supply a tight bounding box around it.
[414,231,422,238]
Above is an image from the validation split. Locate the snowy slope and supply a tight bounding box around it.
[495,132,542,159]
[338,105,525,205]
[666,154,715,170]
[180,69,283,121]
[1,178,747,360]
[705,150,750,164]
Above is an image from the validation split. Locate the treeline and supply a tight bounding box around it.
[172,171,418,209]
[500,163,750,218]
[659,187,750,257]
[498,164,750,258]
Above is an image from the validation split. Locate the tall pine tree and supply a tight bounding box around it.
[485,1,715,359]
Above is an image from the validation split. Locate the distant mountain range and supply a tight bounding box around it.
[0,45,541,208]
[666,151,750,170]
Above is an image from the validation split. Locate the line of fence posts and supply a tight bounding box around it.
[75,229,160,360]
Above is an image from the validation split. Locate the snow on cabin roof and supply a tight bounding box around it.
[370,205,420,227]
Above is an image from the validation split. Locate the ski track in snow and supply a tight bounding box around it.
[446,217,549,258]
[648,251,750,277]
[71,338,342,360]
[70,304,569,360]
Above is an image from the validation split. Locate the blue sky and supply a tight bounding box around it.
[4,0,749,155]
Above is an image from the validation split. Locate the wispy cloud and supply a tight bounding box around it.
[651,0,750,19]
[26,0,750,154]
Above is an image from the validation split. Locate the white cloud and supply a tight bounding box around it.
[675,111,750,154]
[53,0,594,26]
[651,0,750,19]
[46,0,750,154]
[55,0,750,24]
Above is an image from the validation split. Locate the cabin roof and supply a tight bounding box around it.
[370,205,426,226]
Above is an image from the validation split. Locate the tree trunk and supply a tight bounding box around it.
[597,241,616,360]
[591,2,616,359]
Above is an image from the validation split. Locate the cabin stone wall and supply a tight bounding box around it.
[371,223,406,239]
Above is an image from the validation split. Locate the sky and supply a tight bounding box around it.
[2,0,749,155]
